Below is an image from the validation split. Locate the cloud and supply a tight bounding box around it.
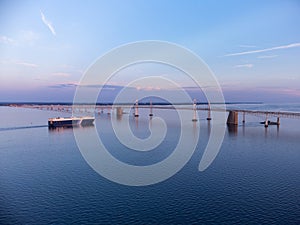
[48,83,77,89]
[257,55,278,59]
[16,61,38,68]
[52,72,71,77]
[0,60,38,68]
[224,43,300,57]
[234,64,253,68]
[47,83,128,91]
[80,84,129,91]
[255,87,300,97]
[1,31,40,47]
[0,35,16,45]
[40,10,56,36]
[136,86,162,91]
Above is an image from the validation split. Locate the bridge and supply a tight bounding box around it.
[7,103,300,128]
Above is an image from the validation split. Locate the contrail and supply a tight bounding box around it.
[224,43,300,57]
[40,10,56,36]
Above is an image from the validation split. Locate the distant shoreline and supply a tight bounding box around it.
[0,102,263,106]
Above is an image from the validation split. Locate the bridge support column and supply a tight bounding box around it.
[134,100,139,117]
[116,107,123,120]
[149,101,153,117]
[242,112,245,123]
[116,107,123,116]
[264,114,268,128]
[227,111,238,125]
[207,102,212,121]
[277,117,280,126]
[192,99,197,122]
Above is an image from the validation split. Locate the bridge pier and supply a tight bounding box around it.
[116,107,123,116]
[149,101,153,117]
[242,112,245,123]
[277,117,280,126]
[207,102,212,121]
[264,121,268,127]
[134,100,139,117]
[192,99,198,122]
[264,114,268,128]
[116,107,123,120]
[227,111,238,125]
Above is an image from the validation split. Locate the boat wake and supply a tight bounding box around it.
[0,125,48,132]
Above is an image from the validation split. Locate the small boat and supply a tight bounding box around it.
[48,116,95,128]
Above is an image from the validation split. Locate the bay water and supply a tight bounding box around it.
[0,104,299,224]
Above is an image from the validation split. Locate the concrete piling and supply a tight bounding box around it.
[192,99,198,122]
[227,111,238,125]
[207,102,212,121]
[264,114,268,128]
[117,107,123,116]
[134,100,139,117]
[149,101,153,117]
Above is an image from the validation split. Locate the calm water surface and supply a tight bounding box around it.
[0,105,299,224]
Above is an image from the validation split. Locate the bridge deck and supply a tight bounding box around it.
[8,104,300,119]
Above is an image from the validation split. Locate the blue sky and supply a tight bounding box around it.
[0,0,300,102]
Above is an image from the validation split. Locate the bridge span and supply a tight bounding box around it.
[7,103,300,128]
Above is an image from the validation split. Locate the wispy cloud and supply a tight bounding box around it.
[136,86,162,91]
[257,55,278,59]
[52,72,71,77]
[225,43,300,57]
[0,60,38,68]
[48,83,77,89]
[0,35,16,45]
[40,10,56,36]
[256,87,300,97]
[1,31,40,47]
[16,61,38,68]
[239,44,256,48]
[79,84,127,91]
[234,64,253,68]
[47,83,128,90]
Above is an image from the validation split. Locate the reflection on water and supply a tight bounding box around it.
[0,125,47,132]
[227,124,238,136]
[116,113,123,121]
[48,124,95,132]
[134,116,139,128]
[226,122,283,139]
[48,126,74,132]
[1,106,300,224]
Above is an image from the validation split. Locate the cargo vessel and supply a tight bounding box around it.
[48,116,95,128]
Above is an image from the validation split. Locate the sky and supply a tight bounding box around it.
[0,0,300,103]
